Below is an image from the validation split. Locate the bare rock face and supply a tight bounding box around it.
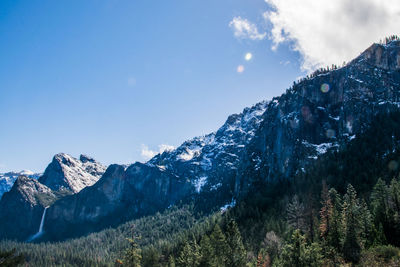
[39,153,106,193]
[44,163,192,240]
[238,40,400,192]
[0,176,55,240]
[360,41,400,71]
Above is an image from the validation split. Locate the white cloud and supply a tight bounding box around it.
[264,0,400,71]
[229,16,266,40]
[141,144,175,160]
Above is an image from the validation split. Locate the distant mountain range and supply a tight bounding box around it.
[1,40,400,241]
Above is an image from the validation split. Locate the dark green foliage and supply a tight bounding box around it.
[176,239,200,267]
[199,235,215,267]
[0,205,205,266]
[142,246,161,267]
[121,227,141,267]
[0,248,24,266]
[209,225,230,266]
[225,220,246,267]
[275,230,323,267]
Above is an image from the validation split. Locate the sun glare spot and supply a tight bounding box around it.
[237,65,245,73]
[245,52,253,61]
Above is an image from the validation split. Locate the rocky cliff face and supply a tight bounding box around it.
[44,162,193,240]
[0,170,41,198]
[0,176,55,240]
[238,40,400,193]
[39,153,106,193]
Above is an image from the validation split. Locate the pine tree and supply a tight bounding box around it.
[199,235,216,267]
[278,229,322,267]
[141,246,160,267]
[359,199,373,248]
[387,178,400,246]
[342,184,361,263]
[209,224,230,266]
[177,238,201,267]
[328,188,343,250]
[371,178,389,226]
[168,255,176,267]
[122,227,142,267]
[226,220,246,267]
[320,183,333,241]
[287,195,306,231]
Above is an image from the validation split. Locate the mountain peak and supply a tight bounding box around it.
[11,176,54,206]
[354,40,400,70]
[39,153,106,193]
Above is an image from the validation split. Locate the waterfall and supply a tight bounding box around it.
[27,206,48,242]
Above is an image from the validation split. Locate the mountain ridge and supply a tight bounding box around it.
[1,40,400,241]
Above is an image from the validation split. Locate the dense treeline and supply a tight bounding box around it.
[0,206,215,266]
[117,179,400,266]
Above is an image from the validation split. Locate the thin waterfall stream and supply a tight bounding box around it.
[27,206,48,242]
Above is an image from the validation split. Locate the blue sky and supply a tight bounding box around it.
[3,0,390,172]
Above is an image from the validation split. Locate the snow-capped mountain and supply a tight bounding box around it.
[148,100,268,194]
[38,153,107,193]
[2,40,400,242]
[0,170,41,198]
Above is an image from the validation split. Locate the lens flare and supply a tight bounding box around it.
[237,65,245,73]
[245,53,253,61]
[320,83,330,93]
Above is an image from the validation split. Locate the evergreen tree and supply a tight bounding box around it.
[277,230,322,267]
[199,235,216,267]
[342,184,361,263]
[122,228,142,267]
[141,246,160,267]
[177,238,201,267]
[359,199,374,248]
[387,178,400,246]
[319,183,333,242]
[287,195,306,232]
[209,225,230,266]
[226,220,246,267]
[371,178,389,227]
[168,255,176,267]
